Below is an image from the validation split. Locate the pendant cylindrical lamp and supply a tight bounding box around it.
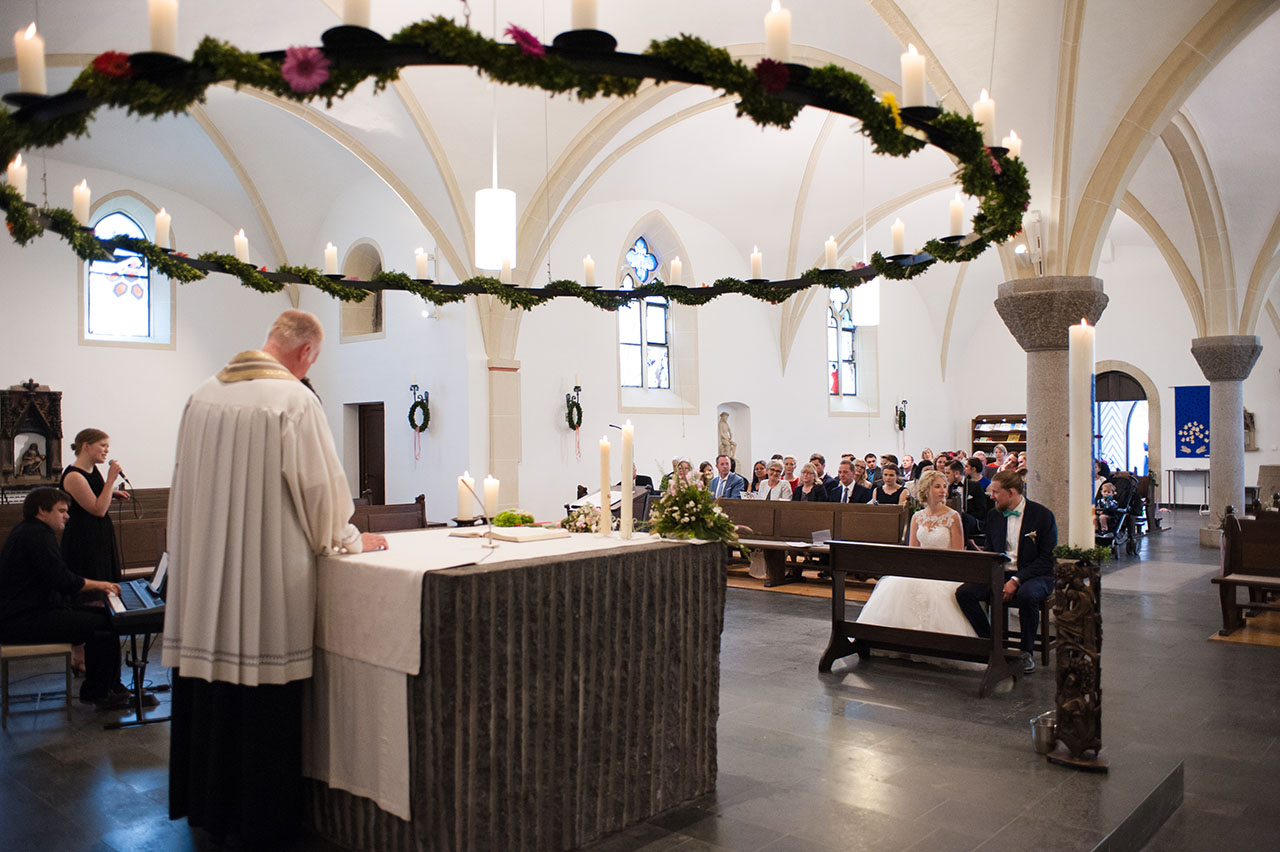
[1067,318,1096,548]
[474,186,517,271]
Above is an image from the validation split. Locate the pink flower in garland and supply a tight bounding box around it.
[988,150,1003,175]
[281,46,331,93]
[505,24,545,57]
[754,58,789,94]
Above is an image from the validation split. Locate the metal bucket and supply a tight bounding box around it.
[1030,711,1057,755]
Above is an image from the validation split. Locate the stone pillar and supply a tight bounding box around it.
[488,358,522,514]
[1190,335,1262,545]
[994,276,1108,544]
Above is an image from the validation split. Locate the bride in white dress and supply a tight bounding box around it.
[856,469,979,641]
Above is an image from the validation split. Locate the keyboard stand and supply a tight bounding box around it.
[104,631,170,730]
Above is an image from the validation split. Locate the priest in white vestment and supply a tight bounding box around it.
[164,310,386,849]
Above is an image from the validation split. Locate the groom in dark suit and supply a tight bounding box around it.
[955,470,1057,673]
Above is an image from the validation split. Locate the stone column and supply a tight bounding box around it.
[994,276,1108,544]
[488,358,522,514]
[1190,335,1262,545]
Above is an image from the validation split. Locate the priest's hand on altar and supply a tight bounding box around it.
[361,532,389,552]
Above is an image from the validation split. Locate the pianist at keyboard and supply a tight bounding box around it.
[0,487,132,710]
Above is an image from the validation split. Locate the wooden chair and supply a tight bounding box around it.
[1,642,74,729]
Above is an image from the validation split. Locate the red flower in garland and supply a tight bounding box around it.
[281,46,331,93]
[505,24,545,58]
[754,58,790,93]
[92,51,133,79]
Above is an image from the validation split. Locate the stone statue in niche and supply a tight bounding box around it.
[717,412,736,461]
[18,441,44,476]
[1244,408,1258,452]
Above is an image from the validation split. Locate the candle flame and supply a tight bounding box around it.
[23,23,37,40]
[907,43,918,56]
[828,235,834,242]
[1010,130,1020,142]
[979,88,990,101]
[954,191,962,202]
[584,254,593,262]
[76,179,87,190]
[10,154,21,168]
[893,217,903,226]
[1080,318,1088,326]
[325,242,335,251]
[235,228,245,238]
[770,0,781,11]
[463,470,470,477]
[414,246,423,255]
[752,245,759,253]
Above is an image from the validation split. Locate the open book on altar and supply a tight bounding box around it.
[449,526,572,543]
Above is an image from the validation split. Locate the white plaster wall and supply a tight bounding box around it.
[0,159,287,489]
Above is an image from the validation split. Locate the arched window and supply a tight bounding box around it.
[617,237,670,390]
[340,242,385,341]
[81,196,174,347]
[827,289,857,396]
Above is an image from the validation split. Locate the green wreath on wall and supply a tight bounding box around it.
[408,398,430,432]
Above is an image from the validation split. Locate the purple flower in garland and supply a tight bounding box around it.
[754,58,790,94]
[281,45,331,93]
[505,24,545,57]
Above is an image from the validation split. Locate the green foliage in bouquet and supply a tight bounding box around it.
[649,483,739,545]
[1052,544,1112,565]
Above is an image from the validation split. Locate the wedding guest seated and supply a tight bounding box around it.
[872,464,908,505]
[913,448,934,480]
[987,444,1009,475]
[880,454,899,472]
[749,460,768,494]
[900,454,915,482]
[948,460,990,521]
[853,458,874,492]
[809,454,837,491]
[633,464,655,492]
[667,458,697,494]
[864,453,881,483]
[966,457,991,493]
[782,455,799,491]
[698,461,714,489]
[708,455,747,499]
[830,459,872,504]
[757,460,793,501]
[791,463,830,502]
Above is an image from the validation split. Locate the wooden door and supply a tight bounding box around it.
[358,402,385,505]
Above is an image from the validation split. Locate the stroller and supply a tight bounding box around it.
[1094,473,1142,556]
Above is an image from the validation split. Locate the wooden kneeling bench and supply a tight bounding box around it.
[1214,506,1280,635]
[820,540,1018,697]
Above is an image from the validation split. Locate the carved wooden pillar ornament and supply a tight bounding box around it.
[1049,556,1107,771]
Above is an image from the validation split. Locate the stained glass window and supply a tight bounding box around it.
[87,212,151,338]
[618,259,671,390]
[827,288,857,396]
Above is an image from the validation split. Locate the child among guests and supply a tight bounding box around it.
[1094,481,1121,533]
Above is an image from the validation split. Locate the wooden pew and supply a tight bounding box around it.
[821,541,1017,697]
[351,494,447,533]
[717,500,907,586]
[1212,506,1280,635]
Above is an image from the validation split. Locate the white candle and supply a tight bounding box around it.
[72,180,91,226]
[154,207,171,248]
[324,242,338,274]
[343,0,371,28]
[14,24,46,96]
[572,0,597,30]
[750,245,763,279]
[669,256,682,286]
[233,228,249,263]
[824,235,838,268]
[1002,130,1022,159]
[949,192,964,236]
[900,43,926,107]
[620,420,634,539]
[763,1,792,63]
[972,89,996,147]
[1068,318,1096,548]
[458,471,475,520]
[149,0,178,54]
[891,218,905,255]
[483,475,499,518]
[583,254,595,287]
[499,258,512,285]
[414,247,428,278]
[599,436,611,535]
[7,154,28,201]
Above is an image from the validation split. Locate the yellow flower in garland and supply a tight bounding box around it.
[881,91,903,130]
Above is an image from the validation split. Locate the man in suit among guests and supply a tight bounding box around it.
[809,454,837,492]
[708,454,747,499]
[955,470,1057,674]
[863,453,880,483]
[947,459,990,521]
[829,459,873,504]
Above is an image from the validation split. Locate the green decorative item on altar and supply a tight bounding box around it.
[650,483,740,546]
[492,510,535,527]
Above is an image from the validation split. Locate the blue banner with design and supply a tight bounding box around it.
[1174,385,1210,458]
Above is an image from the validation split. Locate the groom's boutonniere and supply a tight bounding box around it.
[1024,530,1038,540]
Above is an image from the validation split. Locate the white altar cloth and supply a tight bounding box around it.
[302,528,670,821]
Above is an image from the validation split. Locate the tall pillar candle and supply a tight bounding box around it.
[1067,319,1096,548]
[750,246,763,279]
[7,155,28,201]
[483,475,499,518]
[458,471,475,520]
[72,180,91,226]
[583,254,595,287]
[949,192,964,236]
[763,1,792,63]
[824,236,838,268]
[972,89,996,147]
[324,242,338,274]
[599,436,611,535]
[900,43,926,107]
[415,247,428,278]
[669,256,682,286]
[499,259,512,285]
[233,228,249,263]
[149,0,178,54]
[572,0,597,30]
[14,24,47,95]
[620,420,634,539]
[1002,130,1022,158]
[891,218,905,255]
[154,208,171,248]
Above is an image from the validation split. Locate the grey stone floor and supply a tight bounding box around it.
[1,510,1276,851]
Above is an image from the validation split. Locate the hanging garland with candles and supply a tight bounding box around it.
[0,15,1030,309]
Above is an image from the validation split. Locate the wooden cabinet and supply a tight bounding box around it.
[972,414,1027,455]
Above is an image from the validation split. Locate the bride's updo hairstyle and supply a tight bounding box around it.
[916,468,947,503]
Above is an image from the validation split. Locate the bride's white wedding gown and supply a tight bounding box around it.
[856,508,980,648]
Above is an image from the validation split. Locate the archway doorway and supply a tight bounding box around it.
[1095,370,1148,476]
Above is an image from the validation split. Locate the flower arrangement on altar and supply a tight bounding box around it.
[649,483,740,546]
[559,503,613,534]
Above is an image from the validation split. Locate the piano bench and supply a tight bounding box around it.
[1,643,74,729]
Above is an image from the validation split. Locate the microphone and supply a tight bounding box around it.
[110,460,131,485]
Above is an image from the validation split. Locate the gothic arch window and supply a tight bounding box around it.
[827,288,857,396]
[617,237,670,390]
[81,195,173,347]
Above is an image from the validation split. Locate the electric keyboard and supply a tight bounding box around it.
[105,554,167,634]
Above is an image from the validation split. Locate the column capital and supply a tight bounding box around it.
[1191,335,1262,382]
[994,276,1108,352]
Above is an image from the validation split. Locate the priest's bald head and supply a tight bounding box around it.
[263,310,324,379]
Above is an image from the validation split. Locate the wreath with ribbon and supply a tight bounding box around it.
[408,399,430,432]
[565,398,583,431]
